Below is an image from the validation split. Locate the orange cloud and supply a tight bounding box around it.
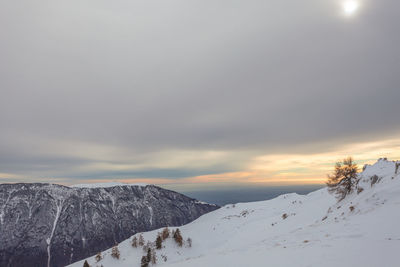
[174,137,400,187]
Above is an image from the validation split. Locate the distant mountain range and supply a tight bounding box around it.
[0,183,218,267]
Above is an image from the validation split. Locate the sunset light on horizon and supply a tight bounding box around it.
[9,136,397,191]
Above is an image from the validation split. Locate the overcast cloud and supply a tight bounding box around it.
[1,0,399,184]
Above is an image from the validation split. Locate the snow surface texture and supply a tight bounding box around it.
[70,158,400,267]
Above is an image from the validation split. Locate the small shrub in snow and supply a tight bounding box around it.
[151,250,157,264]
[146,248,152,262]
[131,236,138,248]
[143,241,152,253]
[162,227,170,240]
[161,254,168,262]
[370,175,379,186]
[240,210,250,217]
[111,245,120,259]
[186,237,192,248]
[282,213,288,220]
[83,260,90,267]
[156,234,163,249]
[173,228,183,246]
[138,234,145,246]
[141,256,149,267]
[327,157,359,201]
[95,252,102,262]
[140,248,154,267]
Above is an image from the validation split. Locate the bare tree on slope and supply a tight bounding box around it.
[327,157,359,201]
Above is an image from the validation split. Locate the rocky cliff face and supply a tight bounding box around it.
[0,183,218,267]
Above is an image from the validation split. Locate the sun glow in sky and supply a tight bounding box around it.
[342,1,360,15]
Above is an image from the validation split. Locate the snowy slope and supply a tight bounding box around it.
[70,158,400,267]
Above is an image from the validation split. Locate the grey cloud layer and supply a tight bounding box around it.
[1,0,399,181]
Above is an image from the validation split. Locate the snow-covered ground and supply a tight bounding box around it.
[70,158,400,267]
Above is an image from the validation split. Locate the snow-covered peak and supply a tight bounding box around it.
[362,158,400,178]
[70,182,149,189]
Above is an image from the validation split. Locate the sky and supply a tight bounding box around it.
[0,0,399,190]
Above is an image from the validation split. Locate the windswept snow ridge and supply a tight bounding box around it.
[71,158,400,267]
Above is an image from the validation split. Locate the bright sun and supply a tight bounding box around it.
[342,1,360,15]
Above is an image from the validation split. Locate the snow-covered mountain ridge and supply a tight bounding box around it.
[71,158,400,267]
[0,183,218,267]
[71,182,149,188]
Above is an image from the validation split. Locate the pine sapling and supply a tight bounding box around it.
[141,256,149,267]
[156,234,163,249]
[162,227,170,240]
[131,236,138,248]
[111,245,120,259]
[95,252,102,262]
[138,234,145,246]
[173,228,183,247]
